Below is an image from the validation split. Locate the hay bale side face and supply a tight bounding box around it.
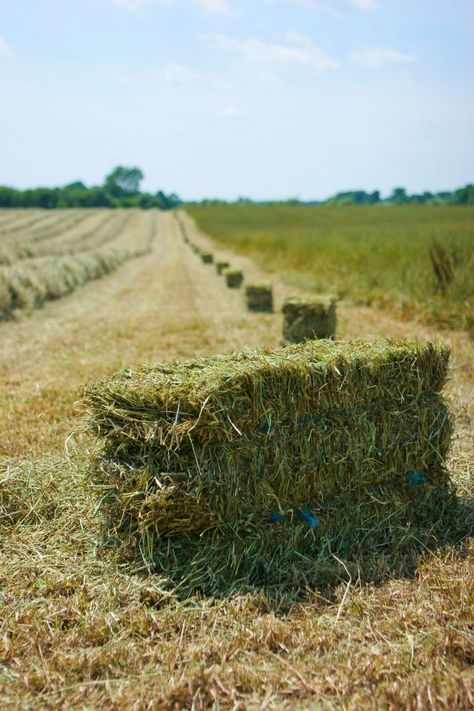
[245,282,273,312]
[282,297,336,342]
[216,260,230,275]
[201,252,214,264]
[223,268,243,288]
[84,339,453,592]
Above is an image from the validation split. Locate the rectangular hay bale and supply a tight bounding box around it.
[223,268,243,288]
[84,339,453,593]
[245,282,273,312]
[282,296,336,342]
[216,260,230,275]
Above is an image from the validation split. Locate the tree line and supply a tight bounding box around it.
[325,185,474,206]
[0,166,181,210]
[192,184,474,207]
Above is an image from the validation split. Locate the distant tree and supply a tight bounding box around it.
[63,181,87,191]
[453,184,474,205]
[389,187,409,204]
[104,166,144,197]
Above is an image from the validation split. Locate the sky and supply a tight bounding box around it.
[0,0,473,200]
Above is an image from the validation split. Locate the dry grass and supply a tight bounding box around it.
[0,210,472,709]
[0,211,156,320]
[188,204,474,333]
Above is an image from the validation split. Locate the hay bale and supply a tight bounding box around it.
[216,260,230,275]
[84,339,453,594]
[245,282,273,312]
[201,252,214,264]
[282,296,336,343]
[223,268,243,288]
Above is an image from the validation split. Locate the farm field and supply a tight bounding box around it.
[0,209,473,709]
[189,204,474,333]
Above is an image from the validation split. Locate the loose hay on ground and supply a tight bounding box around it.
[83,339,456,596]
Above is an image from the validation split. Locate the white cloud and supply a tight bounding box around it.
[351,47,418,68]
[220,107,243,119]
[196,0,230,13]
[163,63,198,85]
[211,33,339,80]
[0,37,16,59]
[113,0,152,9]
[158,0,230,13]
[161,62,232,90]
[264,0,376,11]
[351,0,376,8]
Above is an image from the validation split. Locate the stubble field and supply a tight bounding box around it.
[0,208,472,709]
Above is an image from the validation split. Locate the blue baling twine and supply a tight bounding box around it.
[257,396,431,436]
[270,470,428,528]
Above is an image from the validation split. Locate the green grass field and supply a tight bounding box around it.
[189,205,474,332]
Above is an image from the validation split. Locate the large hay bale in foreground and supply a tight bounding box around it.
[282,296,336,343]
[246,282,273,312]
[216,260,230,275]
[201,252,214,264]
[224,268,243,288]
[84,339,453,595]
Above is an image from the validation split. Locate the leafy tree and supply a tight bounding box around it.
[453,184,474,205]
[389,187,409,204]
[104,166,144,197]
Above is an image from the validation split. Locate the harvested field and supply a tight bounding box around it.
[0,209,157,320]
[0,210,472,710]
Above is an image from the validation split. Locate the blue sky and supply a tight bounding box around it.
[0,0,473,199]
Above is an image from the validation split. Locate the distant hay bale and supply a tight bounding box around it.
[224,268,243,288]
[245,282,273,312]
[201,252,214,264]
[282,296,337,343]
[84,339,454,595]
[216,260,230,275]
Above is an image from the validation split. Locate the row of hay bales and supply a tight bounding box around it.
[0,212,156,321]
[177,217,338,343]
[83,338,454,595]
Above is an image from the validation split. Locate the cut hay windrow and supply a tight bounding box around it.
[245,282,273,312]
[0,212,156,320]
[282,296,337,343]
[216,260,230,275]
[84,339,454,594]
[223,268,243,288]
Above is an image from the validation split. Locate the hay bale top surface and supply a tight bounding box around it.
[283,295,336,311]
[245,281,272,292]
[84,339,449,445]
[223,268,243,276]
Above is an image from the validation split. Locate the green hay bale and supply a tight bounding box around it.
[245,282,273,313]
[216,260,230,275]
[201,252,214,264]
[84,339,453,594]
[224,268,244,288]
[282,296,337,343]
